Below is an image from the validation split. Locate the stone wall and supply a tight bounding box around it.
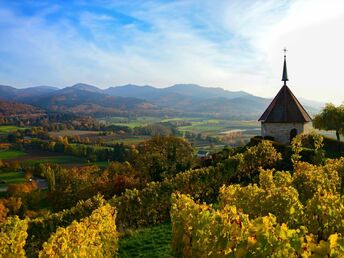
[261,122,311,144]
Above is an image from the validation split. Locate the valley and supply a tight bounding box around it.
[0,83,342,258]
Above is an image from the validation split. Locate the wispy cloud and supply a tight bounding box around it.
[0,0,343,103]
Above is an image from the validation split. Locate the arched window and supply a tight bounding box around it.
[290,128,297,142]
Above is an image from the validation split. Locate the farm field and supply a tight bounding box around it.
[0,125,29,134]
[178,119,260,135]
[99,116,162,128]
[0,149,88,166]
[49,130,100,137]
[119,223,172,258]
[0,171,26,192]
[49,130,149,145]
[0,147,112,169]
[102,116,261,146]
[105,116,340,147]
[0,150,26,160]
[19,155,86,166]
[109,136,149,145]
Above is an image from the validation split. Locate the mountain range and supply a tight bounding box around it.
[0,83,323,119]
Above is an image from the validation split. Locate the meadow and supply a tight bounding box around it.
[0,149,106,167]
[49,130,99,137]
[99,116,162,128]
[102,116,261,146]
[0,150,26,160]
[0,171,26,192]
[49,130,149,145]
[0,125,29,134]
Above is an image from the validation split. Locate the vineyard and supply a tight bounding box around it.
[1,134,344,257]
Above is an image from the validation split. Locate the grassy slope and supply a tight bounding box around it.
[0,171,26,191]
[119,223,172,258]
[0,125,30,134]
[0,150,26,159]
[0,171,26,183]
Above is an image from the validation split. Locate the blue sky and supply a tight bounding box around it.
[0,0,344,103]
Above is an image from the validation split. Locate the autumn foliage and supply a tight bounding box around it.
[39,204,118,257]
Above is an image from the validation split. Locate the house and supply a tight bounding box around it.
[258,50,312,144]
[196,150,211,158]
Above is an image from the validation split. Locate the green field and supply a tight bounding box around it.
[110,136,149,145]
[119,223,172,258]
[0,171,26,191]
[0,150,27,160]
[101,116,260,136]
[20,155,86,166]
[160,117,199,122]
[99,116,162,128]
[0,125,29,134]
[49,130,99,137]
[0,149,90,166]
[98,116,262,147]
[0,171,26,184]
[178,120,260,134]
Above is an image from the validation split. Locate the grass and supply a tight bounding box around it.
[0,171,26,192]
[100,117,262,147]
[0,171,26,184]
[0,125,30,134]
[100,116,162,128]
[0,150,27,160]
[178,120,260,135]
[119,223,172,258]
[49,130,100,137]
[20,155,86,166]
[110,136,148,145]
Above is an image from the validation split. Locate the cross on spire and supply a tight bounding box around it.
[282,48,289,86]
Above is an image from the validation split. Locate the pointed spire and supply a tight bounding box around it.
[282,48,289,86]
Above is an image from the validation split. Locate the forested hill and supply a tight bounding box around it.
[0,83,322,119]
[0,100,45,118]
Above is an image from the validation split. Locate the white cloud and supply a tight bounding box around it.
[0,0,343,104]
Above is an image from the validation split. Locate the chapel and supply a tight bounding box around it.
[258,50,312,144]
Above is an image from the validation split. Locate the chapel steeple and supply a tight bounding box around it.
[282,48,289,86]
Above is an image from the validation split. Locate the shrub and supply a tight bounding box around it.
[291,132,324,165]
[110,141,281,230]
[110,166,226,230]
[303,191,344,241]
[292,161,340,203]
[219,169,303,228]
[39,204,118,258]
[25,194,105,258]
[171,193,344,258]
[171,193,250,257]
[0,216,28,258]
[7,181,38,197]
[223,140,282,180]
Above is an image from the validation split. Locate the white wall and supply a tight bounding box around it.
[261,122,311,144]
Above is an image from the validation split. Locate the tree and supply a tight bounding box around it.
[313,103,344,151]
[135,136,195,181]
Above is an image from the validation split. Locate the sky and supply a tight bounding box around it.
[0,0,343,104]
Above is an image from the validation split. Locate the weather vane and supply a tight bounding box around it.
[283,48,287,56]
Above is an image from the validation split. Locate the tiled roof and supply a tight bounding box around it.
[259,85,312,123]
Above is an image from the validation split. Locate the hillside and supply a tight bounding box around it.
[0,83,322,119]
[0,85,58,101]
[0,100,46,125]
[0,100,45,117]
[105,83,251,100]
